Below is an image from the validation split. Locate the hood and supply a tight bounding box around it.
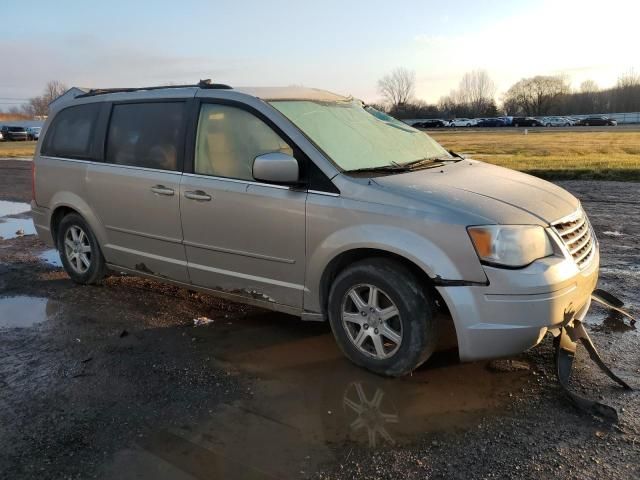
[372,160,579,225]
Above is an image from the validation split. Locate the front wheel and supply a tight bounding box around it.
[57,213,106,284]
[328,258,438,377]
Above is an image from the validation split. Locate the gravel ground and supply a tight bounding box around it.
[0,161,638,479]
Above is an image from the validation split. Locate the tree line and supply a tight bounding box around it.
[377,68,640,119]
[3,69,640,120]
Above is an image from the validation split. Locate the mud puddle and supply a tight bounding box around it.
[0,295,49,328]
[0,200,35,240]
[101,312,528,479]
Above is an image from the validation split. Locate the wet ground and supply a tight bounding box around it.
[1,161,639,479]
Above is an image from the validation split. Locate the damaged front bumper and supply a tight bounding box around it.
[553,289,635,422]
[437,250,599,362]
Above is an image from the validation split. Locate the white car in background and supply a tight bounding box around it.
[542,116,572,127]
[449,118,477,127]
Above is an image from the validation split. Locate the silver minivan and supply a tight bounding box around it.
[32,83,598,376]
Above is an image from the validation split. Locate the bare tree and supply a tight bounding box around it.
[503,75,570,115]
[616,69,640,89]
[23,80,68,118]
[580,80,599,93]
[457,69,496,116]
[377,68,415,109]
[42,80,68,104]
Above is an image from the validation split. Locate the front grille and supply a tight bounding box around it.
[552,209,596,269]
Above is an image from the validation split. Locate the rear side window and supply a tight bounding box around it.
[106,102,184,171]
[42,103,101,159]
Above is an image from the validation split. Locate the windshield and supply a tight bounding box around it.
[270,100,451,171]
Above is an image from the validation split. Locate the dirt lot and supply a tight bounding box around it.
[1,160,639,479]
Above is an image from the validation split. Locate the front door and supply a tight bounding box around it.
[179,102,306,308]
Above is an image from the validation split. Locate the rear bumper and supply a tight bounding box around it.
[31,201,54,247]
[437,249,599,361]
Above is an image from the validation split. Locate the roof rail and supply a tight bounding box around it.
[76,79,232,98]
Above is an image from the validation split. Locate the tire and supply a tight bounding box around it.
[327,258,438,377]
[57,213,106,284]
[514,123,519,127]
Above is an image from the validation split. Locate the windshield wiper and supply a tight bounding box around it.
[344,163,411,174]
[400,154,464,170]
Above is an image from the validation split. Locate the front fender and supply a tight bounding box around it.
[304,223,487,313]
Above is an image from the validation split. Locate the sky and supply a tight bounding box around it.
[1,0,639,109]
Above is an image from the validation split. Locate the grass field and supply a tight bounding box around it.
[0,141,37,158]
[2,130,640,181]
[429,129,640,181]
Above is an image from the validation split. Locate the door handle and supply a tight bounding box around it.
[184,190,212,201]
[151,185,175,196]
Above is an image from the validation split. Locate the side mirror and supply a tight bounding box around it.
[252,152,299,185]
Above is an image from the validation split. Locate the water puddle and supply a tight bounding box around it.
[0,217,36,240]
[0,200,35,240]
[0,296,49,328]
[0,200,30,216]
[102,312,528,479]
[39,249,62,267]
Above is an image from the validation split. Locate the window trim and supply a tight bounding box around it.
[103,99,188,173]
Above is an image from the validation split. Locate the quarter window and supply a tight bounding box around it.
[42,103,101,159]
[106,102,184,171]
[195,104,293,180]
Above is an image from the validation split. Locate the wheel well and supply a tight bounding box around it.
[320,248,439,314]
[50,206,77,248]
[319,248,456,349]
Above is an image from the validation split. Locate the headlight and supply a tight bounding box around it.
[467,225,553,268]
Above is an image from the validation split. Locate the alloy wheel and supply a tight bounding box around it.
[64,225,92,274]
[341,284,403,360]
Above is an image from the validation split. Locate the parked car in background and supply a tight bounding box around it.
[0,125,28,141]
[476,118,506,127]
[26,126,41,140]
[449,118,475,127]
[0,131,3,141]
[576,116,617,126]
[497,116,513,126]
[414,119,449,128]
[511,117,544,127]
[543,116,572,127]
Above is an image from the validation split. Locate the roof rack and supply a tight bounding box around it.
[76,79,232,98]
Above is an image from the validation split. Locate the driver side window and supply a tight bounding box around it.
[194,104,293,181]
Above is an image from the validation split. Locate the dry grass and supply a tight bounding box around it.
[2,131,640,181]
[0,141,37,158]
[429,129,640,181]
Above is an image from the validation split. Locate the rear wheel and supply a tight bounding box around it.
[328,258,438,377]
[57,213,106,284]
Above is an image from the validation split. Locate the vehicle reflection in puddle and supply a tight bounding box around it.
[0,295,49,328]
[102,312,529,479]
[0,200,35,240]
[39,249,62,267]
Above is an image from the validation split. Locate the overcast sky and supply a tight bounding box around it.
[1,0,638,109]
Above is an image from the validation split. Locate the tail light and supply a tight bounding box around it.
[31,162,36,203]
